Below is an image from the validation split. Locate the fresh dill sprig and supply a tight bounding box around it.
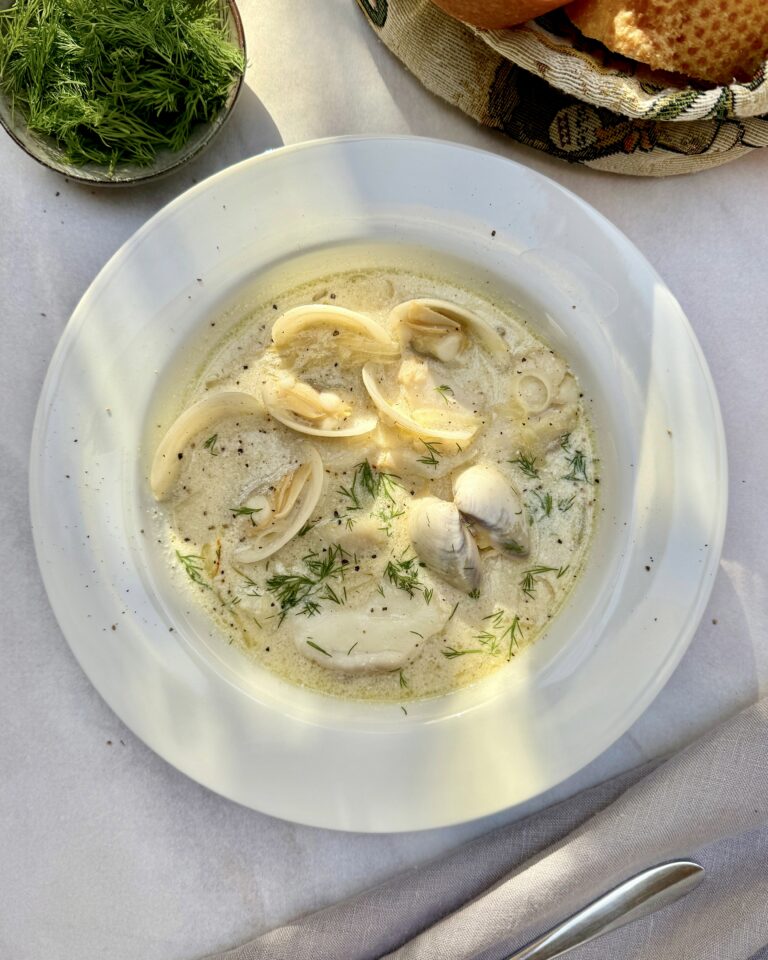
[423,587,434,605]
[474,631,501,656]
[0,0,245,172]
[442,645,483,659]
[374,503,406,537]
[337,460,403,512]
[416,440,442,469]
[520,565,558,598]
[384,553,423,597]
[176,551,211,590]
[297,519,317,537]
[478,610,523,659]
[306,639,331,657]
[266,544,348,624]
[435,384,454,404]
[509,454,539,479]
[563,449,589,482]
[203,434,219,456]
[558,494,577,512]
[532,490,553,518]
[229,505,262,525]
[232,567,260,598]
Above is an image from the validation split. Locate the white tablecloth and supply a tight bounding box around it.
[1,2,765,958]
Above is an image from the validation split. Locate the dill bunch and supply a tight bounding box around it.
[0,0,245,172]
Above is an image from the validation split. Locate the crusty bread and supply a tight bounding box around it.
[567,0,768,84]
[431,0,569,29]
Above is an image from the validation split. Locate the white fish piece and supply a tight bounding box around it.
[390,298,508,361]
[272,304,399,360]
[362,361,480,444]
[150,390,264,501]
[232,445,324,564]
[263,373,378,438]
[453,464,530,556]
[293,591,449,674]
[408,496,481,593]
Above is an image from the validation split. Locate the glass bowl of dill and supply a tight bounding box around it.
[0,0,246,185]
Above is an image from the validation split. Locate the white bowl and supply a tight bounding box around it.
[29,137,726,831]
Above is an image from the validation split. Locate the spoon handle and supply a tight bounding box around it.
[505,860,704,960]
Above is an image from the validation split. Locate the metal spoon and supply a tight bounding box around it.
[504,860,704,960]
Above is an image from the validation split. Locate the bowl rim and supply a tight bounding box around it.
[28,135,728,830]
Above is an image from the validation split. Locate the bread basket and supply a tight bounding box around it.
[357,0,768,175]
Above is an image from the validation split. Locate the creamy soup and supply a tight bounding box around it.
[148,267,597,701]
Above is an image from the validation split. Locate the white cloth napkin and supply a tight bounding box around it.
[203,698,768,960]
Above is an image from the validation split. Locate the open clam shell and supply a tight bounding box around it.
[272,304,399,361]
[232,444,324,564]
[390,298,508,361]
[150,390,264,501]
[263,373,378,438]
[362,362,480,443]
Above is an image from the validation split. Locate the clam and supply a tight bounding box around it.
[232,445,324,564]
[390,298,508,362]
[293,591,449,674]
[272,304,399,361]
[362,360,480,444]
[408,496,481,593]
[150,390,264,501]
[453,464,530,556]
[263,373,378,438]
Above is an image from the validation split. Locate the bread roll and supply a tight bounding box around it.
[567,0,768,84]
[430,0,568,29]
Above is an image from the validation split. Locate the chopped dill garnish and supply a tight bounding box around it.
[347,641,359,656]
[375,503,406,537]
[532,490,553,518]
[409,631,424,639]
[176,551,211,590]
[203,434,219,456]
[468,588,481,600]
[435,384,454,404]
[266,544,348,624]
[520,565,559,598]
[306,639,331,657]
[509,454,539,479]
[504,616,523,660]
[398,669,408,688]
[229,505,262,525]
[563,449,589,482]
[558,494,577,512]
[0,0,245,172]
[560,433,572,451]
[556,565,570,579]
[442,646,483,659]
[448,601,460,621]
[232,568,260,598]
[474,631,500,656]
[477,610,523,659]
[297,520,317,537]
[384,553,423,597]
[502,539,526,555]
[338,460,403,513]
[416,440,442,469]
[401,705,408,716]
[423,587,434,605]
